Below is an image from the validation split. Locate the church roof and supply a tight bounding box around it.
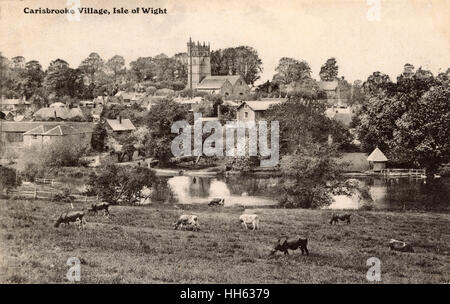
[197,76,231,89]
[318,81,339,91]
[237,100,284,111]
[367,147,388,162]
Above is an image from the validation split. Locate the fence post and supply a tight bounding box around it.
[34,186,37,200]
[85,195,88,203]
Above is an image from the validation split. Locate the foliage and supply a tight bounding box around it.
[87,165,157,205]
[272,57,312,86]
[210,46,263,85]
[278,142,342,208]
[144,99,190,165]
[319,57,338,81]
[355,64,449,175]
[91,123,108,151]
[0,166,21,193]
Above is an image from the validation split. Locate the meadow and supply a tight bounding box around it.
[0,198,448,283]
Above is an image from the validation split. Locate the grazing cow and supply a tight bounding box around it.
[54,211,86,229]
[174,214,200,231]
[270,236,309,256]
[329,213,351,225]
[389,239,414,252]
[208,198,224,206]
[239,214,259,230]
[88,202,111,217]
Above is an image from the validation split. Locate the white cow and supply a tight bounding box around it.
[239,214,260,230]
[174,214,200,231]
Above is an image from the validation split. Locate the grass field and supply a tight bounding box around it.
[0,198,449,283]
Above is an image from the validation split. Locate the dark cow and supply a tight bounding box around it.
[208,198,224,206]
[329,213,351,225]
[389,239,414,252]
[270,236,309,256]
[54,211,86,229]
[88,202,111,216]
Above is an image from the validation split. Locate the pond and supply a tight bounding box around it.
[149,174,450,211]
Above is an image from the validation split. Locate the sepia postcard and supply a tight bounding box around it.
[0,0,449,290]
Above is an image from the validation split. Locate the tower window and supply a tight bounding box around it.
[245,112,248,118]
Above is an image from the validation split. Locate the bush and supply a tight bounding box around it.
[0,166,21,193]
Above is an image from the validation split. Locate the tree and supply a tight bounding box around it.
[79,52,104,85]
[129,57,156,82]
[44,59,85,98]
[105,55,125,83]
[144,99,190,165]
[278,142,342,208]
[0,166,21,195]
[91,123,107,151]
[392,84,450,175]
[356,65,449,175]
[319,57,338,81]
[210,46,263,86]
[21,60,44,99]
[272,57,312,86]
[87,165,157,205]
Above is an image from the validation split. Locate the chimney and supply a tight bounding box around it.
[54,111,57,118]
[117,116,122,124]
[217,104,221,120]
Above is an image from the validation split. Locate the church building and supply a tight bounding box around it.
[187,38,249,100]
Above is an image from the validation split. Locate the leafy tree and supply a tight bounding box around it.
[21,60,44,99]
[79,52,104,85]
[44,59,85,98]
[0,166,21,195]
[87,165,157,205]
[105,55,126,83]
[210,46,263,86]
[129,57,156,82]
[319,57,338,81]
[278,142,342,208]
[392,84,450,175]
[91,123,107,151]
[272,57,312,86]
[144,99,190,165]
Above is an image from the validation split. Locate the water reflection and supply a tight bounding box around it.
[150,175,449,211]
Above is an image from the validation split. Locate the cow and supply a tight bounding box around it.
[208,198,224,206]
[88,202,111,217]
[54,211,86,229]
[329,213,351,225]
[239,214,259,230]
[173,214,200,231]
[270,236,309,256]
[389,239,414,252]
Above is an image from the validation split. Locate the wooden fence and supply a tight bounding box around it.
[380,168,426,177]
[8,188,98,203]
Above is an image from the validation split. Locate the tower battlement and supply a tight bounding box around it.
[187,38,210,57]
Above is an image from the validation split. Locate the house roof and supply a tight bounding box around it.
[106,118,136,132]
[237,100,284,111]
[1,121,95,133]
[33,107,86,120]
[367,147,388,162]
[197,76,233,90]
[49,102,67,108]
[23,124,85,136]
[173,97,203,105]
[0,99,30,106]
[318,81,338,91]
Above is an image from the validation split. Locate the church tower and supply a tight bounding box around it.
[187,38,211,89]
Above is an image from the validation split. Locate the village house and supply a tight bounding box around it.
[236,99,285,121]
[0,121,95,150]
[105,117,136,136]
[0,96,31,112]
[22,124,93,149]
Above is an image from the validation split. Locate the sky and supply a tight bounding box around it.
[0,0,449,85]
